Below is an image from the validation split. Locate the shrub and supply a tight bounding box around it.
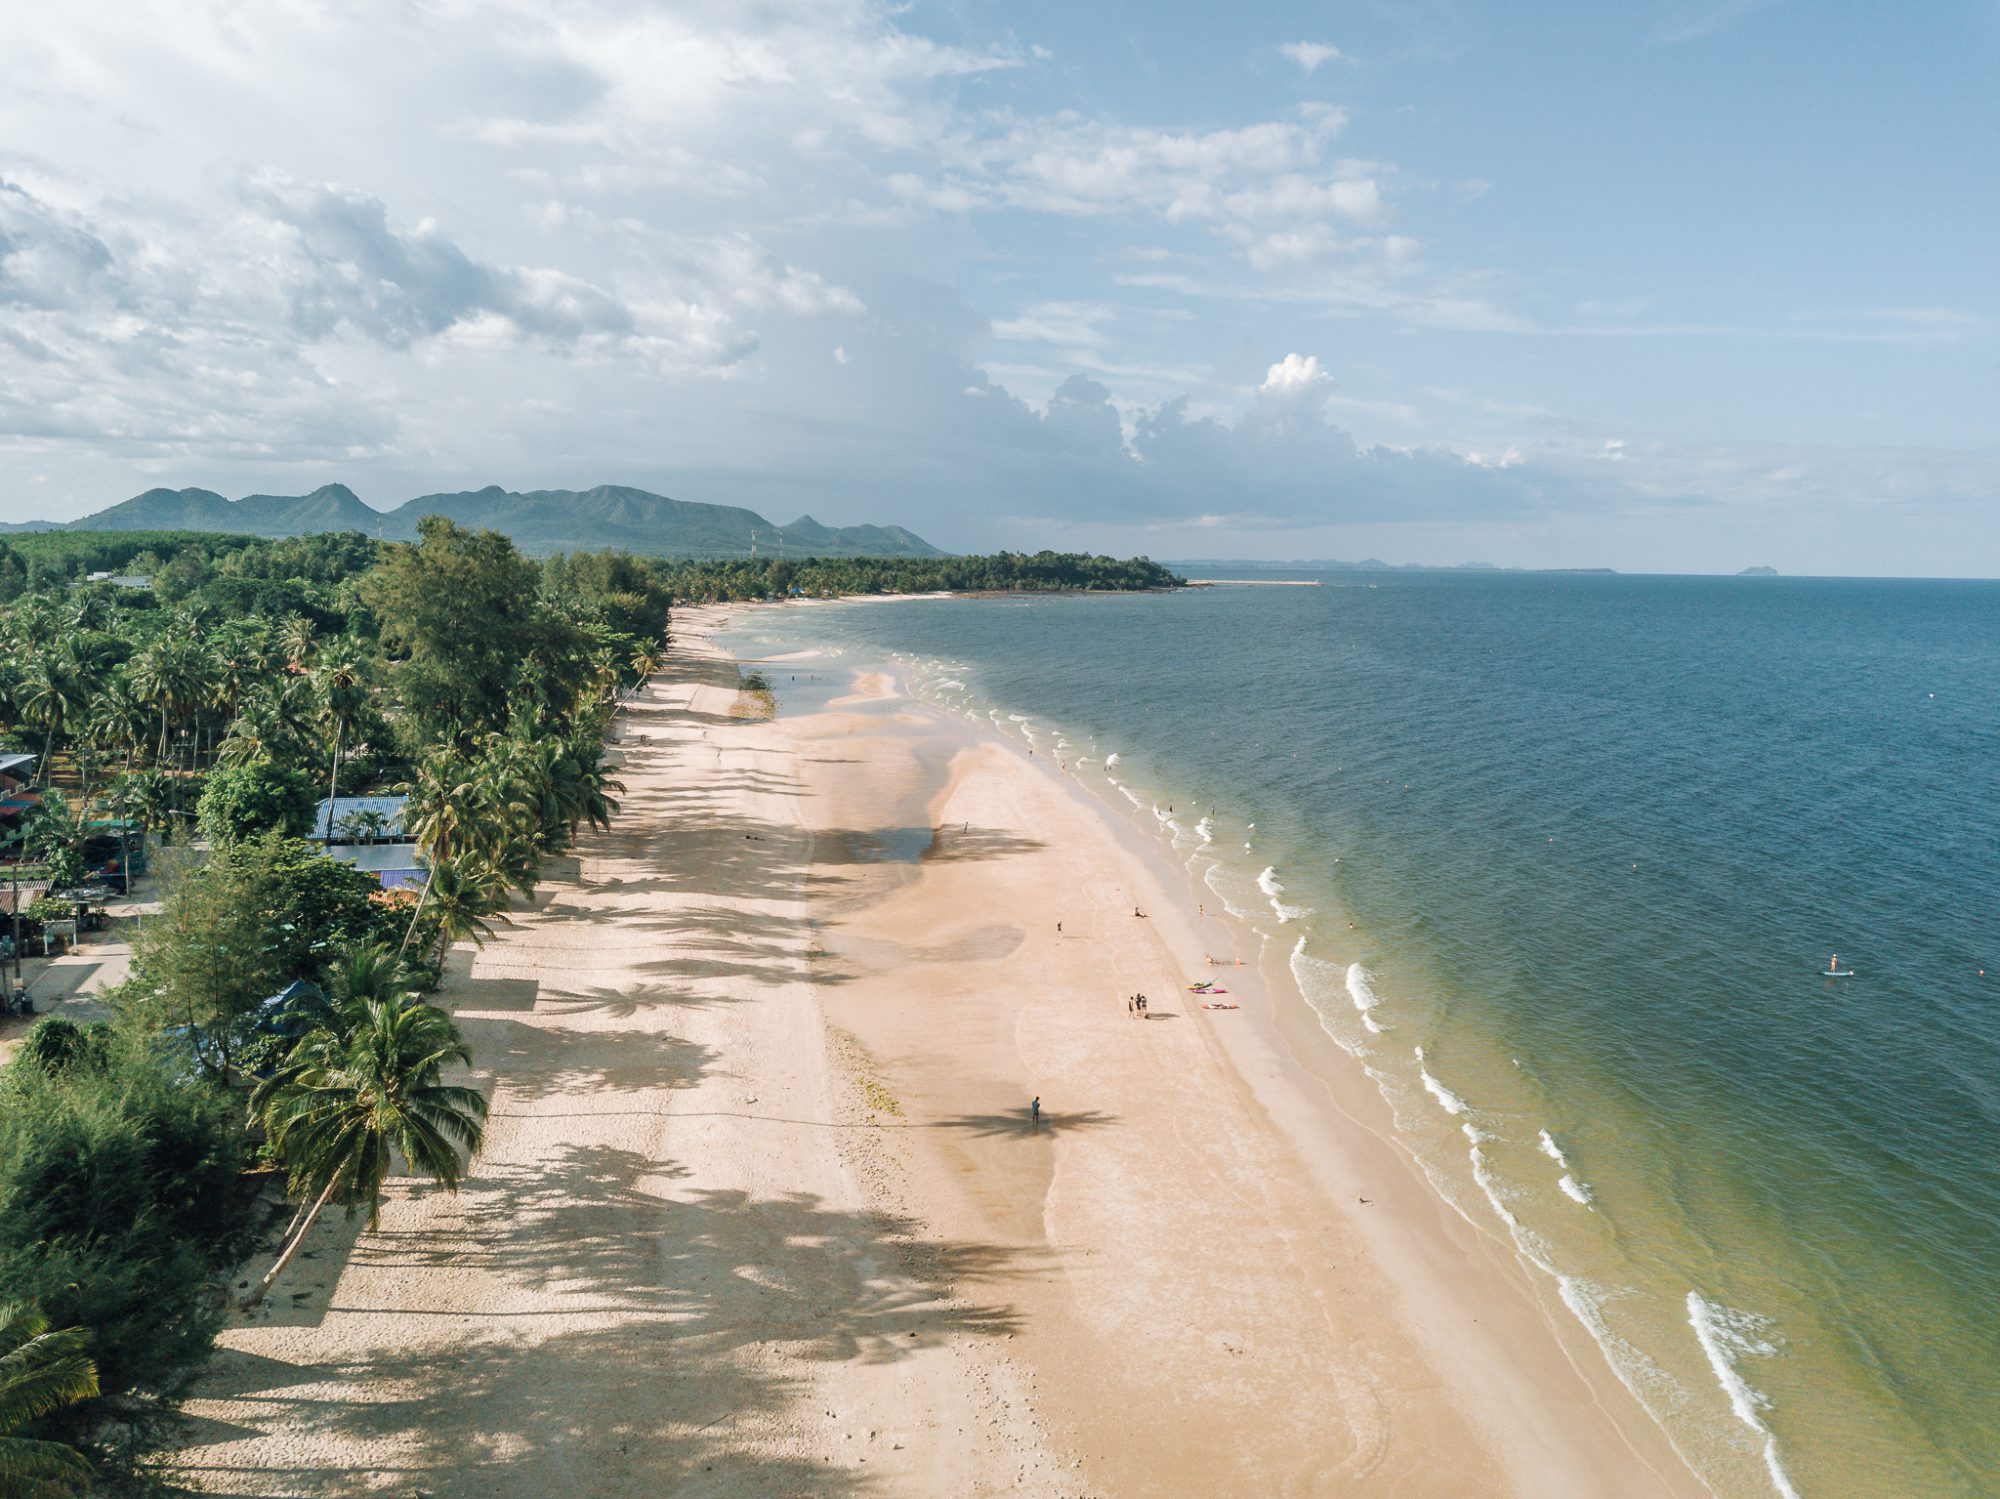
[196,761,318,844]
[0,1038,249,1449]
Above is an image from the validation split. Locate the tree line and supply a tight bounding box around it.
[0,518,664,1490]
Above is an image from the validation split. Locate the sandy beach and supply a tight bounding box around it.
[172,605,1708,1498]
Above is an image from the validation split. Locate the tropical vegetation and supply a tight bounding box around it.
[0,516,1173,1474]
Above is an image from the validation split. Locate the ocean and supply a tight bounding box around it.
[720,573,2000,1499]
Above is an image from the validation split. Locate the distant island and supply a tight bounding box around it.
[1736,566,1780,576]
[0,482,944,560]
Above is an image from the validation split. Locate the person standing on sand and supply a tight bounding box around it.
[1056,921,1062,934]
[1031,1096,1042,1126]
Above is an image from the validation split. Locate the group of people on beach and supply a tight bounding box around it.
[1126,993,1150,1019]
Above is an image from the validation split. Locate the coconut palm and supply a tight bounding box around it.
[400,750,482,867]
[0,1301,98,1497]
[397,852,509,964]
[16,657,83,788]
[129,635,213,769]
[278,613,318,670]
[246,994,487,1305]
[311,639,368,817]
[627,640,666,692]
[207,621,272,735]
[84,674,150,776]
[339,809,391,845]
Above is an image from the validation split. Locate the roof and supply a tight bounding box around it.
[311,794,410,841]
[326,843,427,874]
[0,753,38,778]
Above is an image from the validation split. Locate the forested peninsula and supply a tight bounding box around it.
[0,521,1175,1488]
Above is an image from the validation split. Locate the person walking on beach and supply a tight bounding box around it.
[1031,1096,1042,1126]
[1127,995,1135,1018]
[1137,995,1148,1020]
[1056,921,1062,935]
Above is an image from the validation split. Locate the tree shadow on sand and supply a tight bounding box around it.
[932,1109,1119,1140]
[177,1143,1032,1497]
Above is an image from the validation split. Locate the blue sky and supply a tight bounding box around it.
[1,1,1994,572]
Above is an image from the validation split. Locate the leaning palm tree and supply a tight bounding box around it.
[0,1301,98,1497]
[397,854,509,964]
[246,995,488,1306]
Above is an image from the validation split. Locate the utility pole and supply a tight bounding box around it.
[6,831,21,1000]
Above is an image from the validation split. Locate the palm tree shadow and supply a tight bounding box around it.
[178,1143,1034,1496]
[932,1109,1119,1140]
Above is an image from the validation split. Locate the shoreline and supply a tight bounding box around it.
[167,600,1712,1497]
[728,600,1712,1496]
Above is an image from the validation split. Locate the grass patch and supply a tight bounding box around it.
[861,1077,902,1116]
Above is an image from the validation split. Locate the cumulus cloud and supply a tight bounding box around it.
[1279,42,1344,73]
[1260,352,1332,396]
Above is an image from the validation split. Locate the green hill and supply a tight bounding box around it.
[30,482,944,558]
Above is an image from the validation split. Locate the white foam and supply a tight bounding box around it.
[1537,1129,1572,1170]
[1118,786,1144,809]
[937,678,965,690]
[1558,1174,1595,1207]
[1686,1293,1802,1499]
[1195,816,1214,845]
[1105,752,1121,766]
[1415,1046,1468,1116]
[1256,865,1311,922]
[1344,962,1386,1033]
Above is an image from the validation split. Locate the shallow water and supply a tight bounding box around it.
[722,575,2000,1498]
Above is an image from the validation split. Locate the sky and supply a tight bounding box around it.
[1,0,1996,573]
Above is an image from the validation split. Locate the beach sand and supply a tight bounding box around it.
[171,607,1706,1497]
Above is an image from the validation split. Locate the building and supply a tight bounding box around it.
[310,794,411,844]
[311,793,424,890]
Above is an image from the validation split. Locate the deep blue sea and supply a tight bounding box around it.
[724,574,2000,1499]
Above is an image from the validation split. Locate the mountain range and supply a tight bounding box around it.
[4,483,944,559]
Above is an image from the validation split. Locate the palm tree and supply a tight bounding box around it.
[22,792,87,889]
[627,640,666,693]
[85,674,150,776]
[16,657,82,788]
[311,640,368,820]
[278,614,318,671]
[0,1301,98,1497]
[396,853,508,963]
[245,995,487,1306]
[340,809,390,845]
[129,635,212,769]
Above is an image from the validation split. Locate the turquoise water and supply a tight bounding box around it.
[724,576,2000,1498]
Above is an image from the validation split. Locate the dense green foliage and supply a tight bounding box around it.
[0,518,668,1468]
[0,1037,248,1448]
[196,761,317,843]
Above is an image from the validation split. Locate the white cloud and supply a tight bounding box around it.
[1279,42,1345,73]
[1261,352,1332,396]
